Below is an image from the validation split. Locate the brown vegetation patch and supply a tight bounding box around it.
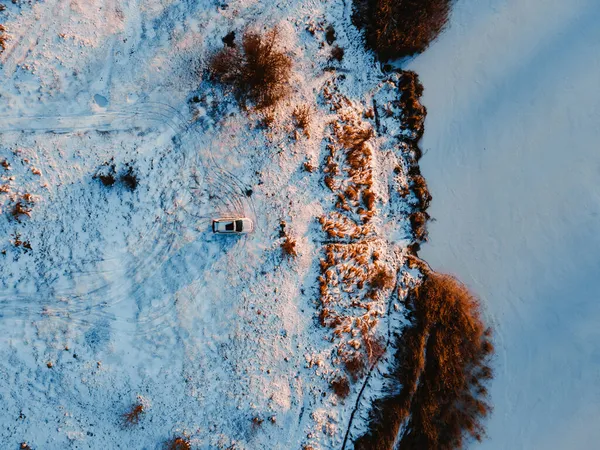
[166,437,191,450]
[209,28,292,109]
[331,45,345,62]
[353,0,452,61]
[293,104,312,137]
[123,402,145,426]
[331,375,351,398]
[354,273,494,450]
[281,235,298,257]
[0,25,7,54]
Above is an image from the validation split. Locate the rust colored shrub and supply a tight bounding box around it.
[353,0,452,61]
[369,267,394,291]
[409,211,429,242]
[281,235,298,257]
[166,437,191,450]
[292,104,312,137]
[0,25,6,54]
[331,375,351,398]
[209,28,292,109]
[410,174,431,210]
[123,403,145,426]
[121,166,138,191]
[325,25,336,45]
[354,273,494,450]
[331,45,345,62]
[344,353,366,381]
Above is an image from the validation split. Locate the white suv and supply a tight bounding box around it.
[212,217,254,234]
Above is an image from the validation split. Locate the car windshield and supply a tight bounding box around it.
[225,222,235,231]
[235,220,243,231]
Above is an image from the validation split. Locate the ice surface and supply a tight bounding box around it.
[410,0,600,448]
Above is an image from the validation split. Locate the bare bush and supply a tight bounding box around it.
[281,235,298,257]
[166,437,191,450]
[0,25,7,54]
[123,402,145,426]
[209,28,292,109]
[12,194,34,221]
[409,211,430,242]
[121,166,138,191]
[292,104,312,137]
[331,375,350,398]
[330,45,345,62]
[354,273,494,450]
[353,0,452,60]
[344,353,366,381]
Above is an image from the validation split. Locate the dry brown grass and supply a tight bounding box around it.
[409,211,430,242]
[12,194,34,220]
[331,45,344,62]
[0,25,7,54]
[353,0,452,61]
[123,402,145,426]
[209,28,292,109]
[354,273,494,450]
[292,104,312,137]
[410,174,431,210]
[331,375,350,398]
[166,437,191,450]
[281,235,298,257]
[398,71,427,142]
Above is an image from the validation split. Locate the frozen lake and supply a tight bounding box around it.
[409,0,600,448]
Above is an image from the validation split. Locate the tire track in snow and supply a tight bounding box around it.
[0,101,256,337]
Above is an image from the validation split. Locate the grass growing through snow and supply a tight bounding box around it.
[354,273,494,450]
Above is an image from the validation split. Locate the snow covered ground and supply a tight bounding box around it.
[410,0,600,448]
[0,1,421,449]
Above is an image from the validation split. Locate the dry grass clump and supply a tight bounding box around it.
[330,45,345,62]
[123,401,146,426]
[354,273,494,450]
[121,166,138,191]
[281,235,298,257]
[398,71,427,142]
[292,104,312,137]
[410,174,431,210]
[94,161,117,187]
[166,437,191,450]
[0,25,7,54]
[409,211,430,242]
[331,375,350,398]
[209,28,292,109]
[353,0,452,60]
[12,194,34,220]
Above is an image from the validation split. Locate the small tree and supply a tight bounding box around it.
[210,28,293,109]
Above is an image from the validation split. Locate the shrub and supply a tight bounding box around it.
[0,25,6,54]
[281,235,298,257]
[409,211,429,242]
[292,104,312,137]
[12,195,34,220]
[330,45,345,62]
[331,375,350,398]
[209,28,292,109]
[166,437,191,450]
[353,0,452,61]
[354,273,494,450]
[344,353,366,381]
[123,402,145,426]
[94,161,116,187]
[325,25,337,45]
[121,166,138,191]
[369,267,394,291]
